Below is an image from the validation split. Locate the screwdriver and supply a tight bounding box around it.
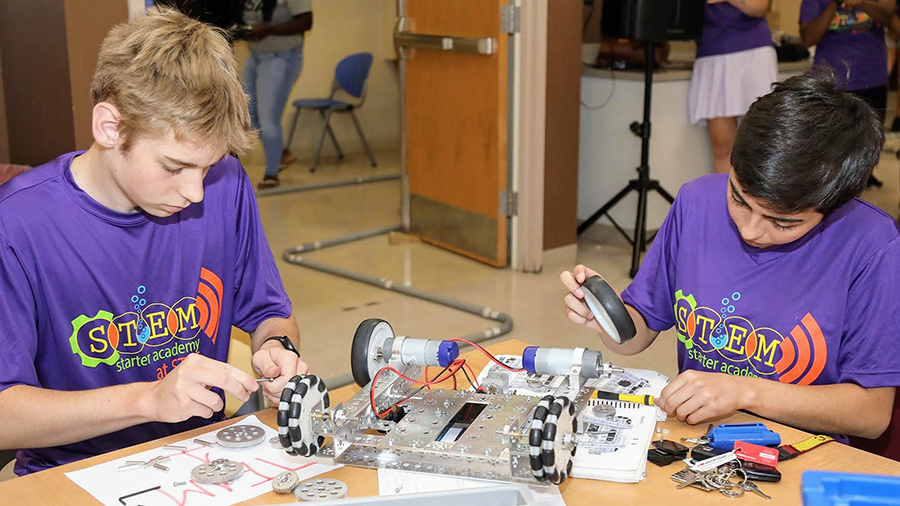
[592,390,655,406]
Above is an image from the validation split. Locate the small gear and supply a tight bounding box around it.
[591,404,616,419]
[294,478,348,502]
[216,424,265,448]
[272,470,300,494]
[191,458,244,484]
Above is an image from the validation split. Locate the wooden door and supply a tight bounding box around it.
[399,0,510,267]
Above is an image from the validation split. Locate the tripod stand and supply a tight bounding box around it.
[578,40,674,278]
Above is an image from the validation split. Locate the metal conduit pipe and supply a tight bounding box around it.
[255,173,401,198]
[282,228,515,389]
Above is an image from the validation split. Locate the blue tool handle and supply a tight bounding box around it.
[708,423,781,451]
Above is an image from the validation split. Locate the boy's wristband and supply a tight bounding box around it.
[263,335,300,357]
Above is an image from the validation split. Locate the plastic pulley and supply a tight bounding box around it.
[581,275,636,344]
[528,395,555,482]
[542,396,576,485]
[351,319,395,387]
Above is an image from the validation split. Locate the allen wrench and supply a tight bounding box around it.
[118,485,160,505]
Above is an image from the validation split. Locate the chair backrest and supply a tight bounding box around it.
[0,164,29,186]
[334,52,374,101]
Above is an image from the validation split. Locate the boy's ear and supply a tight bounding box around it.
[92,102,122,149]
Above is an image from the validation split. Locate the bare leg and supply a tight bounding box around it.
[707,116,738,174]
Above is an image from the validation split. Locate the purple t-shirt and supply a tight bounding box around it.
[696,4,772,58]
[622,174,900,404]
[800,0,887,91]
[0,152,291,475]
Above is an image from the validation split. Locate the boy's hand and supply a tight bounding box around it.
[656,370,746,425]
[147,353,258,423]
[560,264,609,335]
[244,24,270,42]
[252,342,310,405]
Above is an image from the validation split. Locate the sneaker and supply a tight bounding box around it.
[279,149,296,171]
[892,117,900,133]
[257,175,280,190]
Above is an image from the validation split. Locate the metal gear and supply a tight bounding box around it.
[190,458,244,484]
[216,424,265,448]
[272,470,300,494]
[294,478,348,502]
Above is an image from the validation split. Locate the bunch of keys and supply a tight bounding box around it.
[672,452,772,500]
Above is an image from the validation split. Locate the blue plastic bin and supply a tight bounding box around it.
[802,470,900,505]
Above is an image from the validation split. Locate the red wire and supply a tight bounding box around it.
[448,338,525,372]
[424,366,431,390]
[369,360,465,417]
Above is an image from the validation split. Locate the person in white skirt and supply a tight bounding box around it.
[689,0,777,174]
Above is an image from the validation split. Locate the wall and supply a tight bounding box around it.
[0,1,126,166]
[0,0,75,166]
[543,0,581,251]
[236,0,401,162]
[64,0,130,150]
[0,45,8,163]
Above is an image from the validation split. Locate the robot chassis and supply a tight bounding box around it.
[276,318,627,486]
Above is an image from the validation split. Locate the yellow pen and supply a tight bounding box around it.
[592,390,655,406]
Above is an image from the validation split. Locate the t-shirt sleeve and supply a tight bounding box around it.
[837,237,900,387]
[620,191,683,332]
[799,0,825,24]
[230,170,292,333]
[287,0,312,15]
[0,234,39,392]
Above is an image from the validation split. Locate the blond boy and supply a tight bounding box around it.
[0,8,306,475]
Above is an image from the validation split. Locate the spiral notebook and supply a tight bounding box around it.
[570,399,657,483]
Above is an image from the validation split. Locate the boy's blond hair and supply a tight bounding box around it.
[91,7,254,155]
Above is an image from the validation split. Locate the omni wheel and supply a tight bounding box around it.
[351,318,394,387]
[528,395,555,482]
[277,375,330,457]
[533,395,577,485]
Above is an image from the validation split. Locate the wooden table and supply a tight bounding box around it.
[2,340,899,505]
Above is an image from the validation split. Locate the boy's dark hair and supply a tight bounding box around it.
[731,65,883,215]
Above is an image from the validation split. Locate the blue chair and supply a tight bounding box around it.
[285,52,378,172]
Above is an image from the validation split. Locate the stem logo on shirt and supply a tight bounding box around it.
[674,290,828,385]
[68,268,224,372]
[829,9,875,33]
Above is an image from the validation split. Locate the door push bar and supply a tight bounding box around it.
[394,18,494,57]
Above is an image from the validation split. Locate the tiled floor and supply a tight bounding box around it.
[225,139,900,412]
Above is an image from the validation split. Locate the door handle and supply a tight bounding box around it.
[394,22,494,56]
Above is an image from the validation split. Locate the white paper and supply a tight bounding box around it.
[378,469,566,506]
[65,415,340,506]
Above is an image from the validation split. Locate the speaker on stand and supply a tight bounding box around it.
[578,0,704,277]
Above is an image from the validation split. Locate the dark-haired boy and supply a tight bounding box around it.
[561,67,900,451]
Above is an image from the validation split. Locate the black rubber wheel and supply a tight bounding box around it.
[351,318,393,387]
[581,275,637,344]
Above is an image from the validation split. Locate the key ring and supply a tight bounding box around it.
[717,468,748,498]
[719,484,745,498]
